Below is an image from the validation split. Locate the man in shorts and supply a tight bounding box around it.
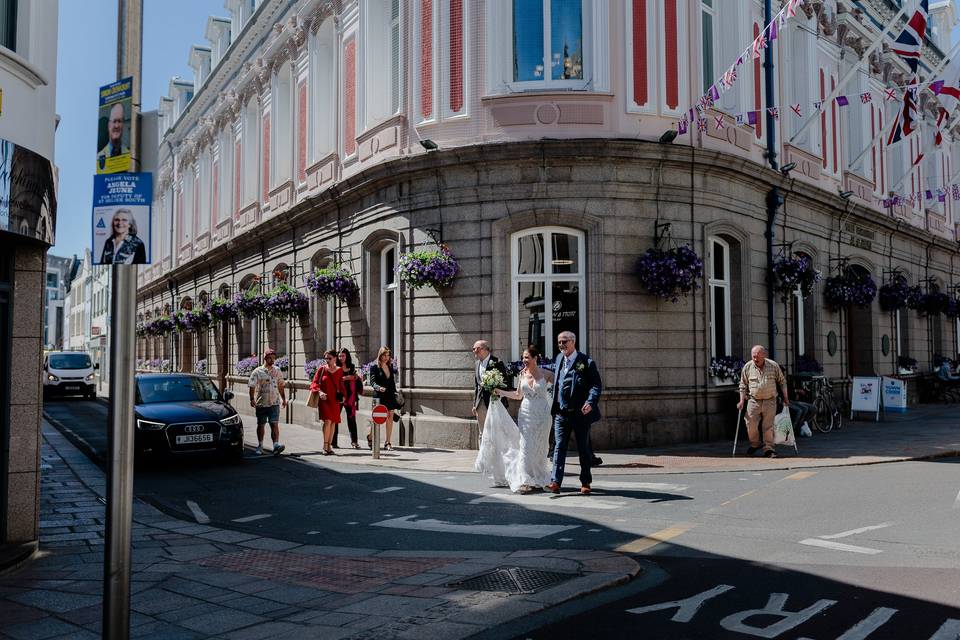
[248,348,287,455]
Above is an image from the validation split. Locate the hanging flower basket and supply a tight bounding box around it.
[823,271,877,310]
[306,265,360,303]
[181,309,212,333]
[634,245,704,302]
[304,358,324,381]
[195,359,207,375]
[148,316,175,336]
[235,356,259,376]
[914,291,951,316]
[945,295,959,319]
[396,245,459,290]
[234,290,268,319]
[708,356,745,383]
[207,297,239,324]
[136,322,147,337]
[771,255,821,302]
[264,283,309,319]
[879,274,921,312]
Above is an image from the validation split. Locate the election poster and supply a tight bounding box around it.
[96,77,133,174]
[92,173,151,265]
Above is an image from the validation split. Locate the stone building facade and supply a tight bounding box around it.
[137,0,960,449]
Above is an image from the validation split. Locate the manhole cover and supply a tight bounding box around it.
[447,566,577,595]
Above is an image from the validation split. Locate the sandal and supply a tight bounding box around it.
[384,442,393,451]
[351,442,361,449]
[366,434,373,449]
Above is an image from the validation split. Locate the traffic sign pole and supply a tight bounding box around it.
[371,404,389,460]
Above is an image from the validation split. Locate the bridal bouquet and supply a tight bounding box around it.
[480,369,504,393]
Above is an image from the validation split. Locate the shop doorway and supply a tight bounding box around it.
[846,265,875,376]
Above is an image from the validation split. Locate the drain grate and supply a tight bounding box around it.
[447,566,578,595]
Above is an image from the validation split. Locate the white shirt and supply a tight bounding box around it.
[560,351,579,377]
[477,355,491,381]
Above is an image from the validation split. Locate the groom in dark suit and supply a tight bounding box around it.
[547,331,602,495]
[471,340,511,438]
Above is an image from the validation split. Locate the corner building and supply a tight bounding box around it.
[137,0,960,448]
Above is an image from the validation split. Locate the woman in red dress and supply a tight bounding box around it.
[310,349,346,455]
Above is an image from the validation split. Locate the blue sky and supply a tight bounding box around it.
[52,0,224,260]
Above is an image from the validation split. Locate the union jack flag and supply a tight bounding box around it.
[767,107,779,120]
[952,185,960,200]
[884,88,897,102]
[891,0,929,76]
[790,103,802,117]
[697,119,708,132]
[860,92,872,104]
[715,116,725,131]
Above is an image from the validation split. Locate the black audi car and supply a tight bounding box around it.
[135,373,244,460]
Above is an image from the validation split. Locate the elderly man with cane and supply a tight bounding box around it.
[736,345,790,458]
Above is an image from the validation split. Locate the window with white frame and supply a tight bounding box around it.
[380,245,399,353]
[198,149,211,234]
[511,228,586,360]
[241,96,259,205]
[513,0,584,84]
[708,236,731,360]
[363,0,401,127]
[272,63,292,187]
[895,307,910,360]
[311,18,337,162]
[443,0,468,117]
[786,19,818,153]
[217,129,233,225]
[700,0,715,96]
[311,256,336,357]
[790,253,816,360]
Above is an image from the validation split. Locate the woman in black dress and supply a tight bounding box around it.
[338,348,363,449]
[369,346,400,450]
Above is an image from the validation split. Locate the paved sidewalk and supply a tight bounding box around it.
[269,404,960,475]
[0,423,639,640]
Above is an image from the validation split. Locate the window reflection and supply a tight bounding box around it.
[513,0,544,81]
[551,0,582,80]
[517,281,546,357]
[517,233,545,274]
[551,281,580,341]
[551,233,578,274]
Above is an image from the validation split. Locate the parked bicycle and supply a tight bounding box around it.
[803,375,843,433]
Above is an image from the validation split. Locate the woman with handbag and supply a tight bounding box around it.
[338,348,363,449]
[309,350,346,455]
[369,346,401,450]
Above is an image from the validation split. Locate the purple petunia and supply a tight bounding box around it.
[879,274,920,312]
[306,266,360,303]
[634,245,704,302]
[708,356,746,382]
[823,270,877,310]
[263,283,309,319]
[396,246,459,290]
[771,255,821,303]
[207,297,239,324]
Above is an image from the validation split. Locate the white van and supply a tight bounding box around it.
[43,351,98,399]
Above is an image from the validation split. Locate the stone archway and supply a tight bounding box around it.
[846,265,875,376]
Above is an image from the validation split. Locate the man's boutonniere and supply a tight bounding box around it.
[575,362,586,373]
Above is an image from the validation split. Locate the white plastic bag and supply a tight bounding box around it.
[773,408,795,446]
[799,422,812,438]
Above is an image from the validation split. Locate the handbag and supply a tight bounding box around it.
[306,390,320,408]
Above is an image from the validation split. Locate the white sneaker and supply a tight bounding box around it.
[254,445,263,455]
[273,443,285,456]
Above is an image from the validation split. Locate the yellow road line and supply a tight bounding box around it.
[615,522,695,554]
[782,471,817,481]
[719,489,756,507]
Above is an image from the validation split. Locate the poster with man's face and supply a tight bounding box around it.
[96,77,133,174]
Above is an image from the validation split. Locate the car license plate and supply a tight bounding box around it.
[175,433,213,445]
[64,385,80,391]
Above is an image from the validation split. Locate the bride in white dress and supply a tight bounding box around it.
[474,346,554,494]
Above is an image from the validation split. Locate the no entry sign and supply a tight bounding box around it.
[371,404,389,424]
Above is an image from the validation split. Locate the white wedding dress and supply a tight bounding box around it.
[474,376,553,492]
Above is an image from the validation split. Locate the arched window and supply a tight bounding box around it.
[237,275,260,360]
[791,252,816,360]
[707,233,744,371]
[197,291,209,370]
[381,245,399,353]
[267,265,289,357]
[310,252,336,358]
[708,236,731,359]
[511,228,586,360]
[179,297,195,372]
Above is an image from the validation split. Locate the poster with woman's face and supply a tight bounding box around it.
[93,205,150,265]
[91,173,152,265]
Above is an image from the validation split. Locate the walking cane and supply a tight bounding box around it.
[731,403,745,457]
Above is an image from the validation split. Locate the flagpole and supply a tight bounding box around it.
[847,40,960,171]
[788,1,912,145]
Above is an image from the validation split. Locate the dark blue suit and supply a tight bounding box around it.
[551,352,602,487]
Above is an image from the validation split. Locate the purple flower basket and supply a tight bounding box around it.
[306,266,360,303]
[235,356,260,376]
[207,297,239,324]
[708,356,745,382]
[634,245,704,302]
[879,274,920,312]
[771,255,820,302]
[234,290,268,319]
[396,246,459,290]
[264,283,309,319]
[304,359,324,381]
[823,271,877,310]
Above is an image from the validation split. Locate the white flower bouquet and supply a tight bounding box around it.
[480,369,504,393]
